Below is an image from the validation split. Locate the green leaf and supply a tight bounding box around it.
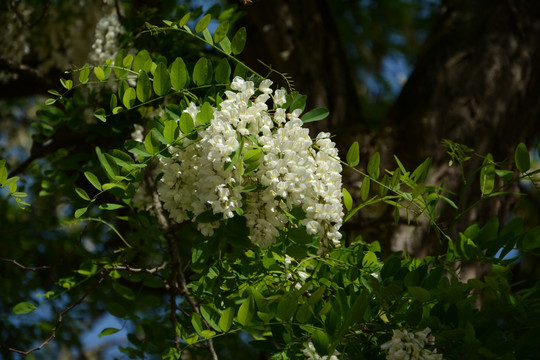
[193,57,211,86]
[164,120,179,143]
[144,131,160,155]
[110,94,117,111]
[94,108,107,122]
[213,21,229,44]
[153,62,171,96]
[75,207,87,218]
[79,65,90,84]
[407,286,431,302]
[203,28,213,45]
[196,102,214,125]
[179,112,194,135]
[195,14,211,34]
[179,12,190,27]
[360,178,370,201]
[367,152,380,179]
[99,203,125,210]
[480,153,495,195]
[515,142,530,173]
[237,296,254,326]
[362,251,377,270]
[123,54,133,68]
[133,50,151,73]
[98,327,120,338]
[231,27,247,55]
[346,141,360,167]
[13,302,37,314]
[136,70,152,102]
[289,93,307,112]
[342,188,353,211]
[219,36,232,55]
[301,107,329,123]
[113,282,135,301]
[191,313,205,336]
[75,187,90,201]
[214,58,231,84]
[312,329,330,356]
[0,166,8,185]
[114,49,128,78]
[122,87,136,109]
[219,307,234,332]
[277,295,298,321]
[44,98,56,106]
[60,78,73,90]
[170,57,188,90]
[96,146,117,181]
[201,305,222,332]
[94,66,106,81]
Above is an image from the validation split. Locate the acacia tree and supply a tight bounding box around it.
[1,1,540,360]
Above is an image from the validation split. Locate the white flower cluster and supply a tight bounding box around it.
[0,1,114,83]
[302,341,340,360]
[381,327,443,360]
[89,10,124,64]
[157,77,344,250]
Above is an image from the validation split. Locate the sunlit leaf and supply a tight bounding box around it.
[213,21,229,44]
[179,113,194,135]
[13,302,37,314]
[195,14,211,34]
[170,57,188,90]
[342,188,353,211]
[122,87,136,109]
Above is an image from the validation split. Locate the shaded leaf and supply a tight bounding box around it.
[136,70,152,102]
[301,107,329,123]
[515,142,530,173]
[346,142,360,167]
[231,27,247,55]
[153,62,171,96]
[98,328,120,338]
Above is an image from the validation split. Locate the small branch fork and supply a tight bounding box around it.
[7,275,105,356]
[146,173,219,360]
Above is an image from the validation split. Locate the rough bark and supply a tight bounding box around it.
[385,0,540,275]
[239,0,540,275]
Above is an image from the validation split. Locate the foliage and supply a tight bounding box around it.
[1,2,540,360]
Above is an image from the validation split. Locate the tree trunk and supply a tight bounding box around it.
[385,0,540,279]
[238,0,540,277]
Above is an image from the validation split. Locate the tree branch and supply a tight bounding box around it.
[8,275,105,356]
[0,257,51,271]
[146,172,219,360]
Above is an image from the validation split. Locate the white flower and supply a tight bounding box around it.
[302,341,340,360]
[273,89,287,106]
[157,77,344,251]
[381,328,443,360]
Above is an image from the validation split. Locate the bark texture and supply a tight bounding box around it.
[239,0,540,275]
[386,0,540,271]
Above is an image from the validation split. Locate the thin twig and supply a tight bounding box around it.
[0,257,51,271]
[8,275,105,356]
